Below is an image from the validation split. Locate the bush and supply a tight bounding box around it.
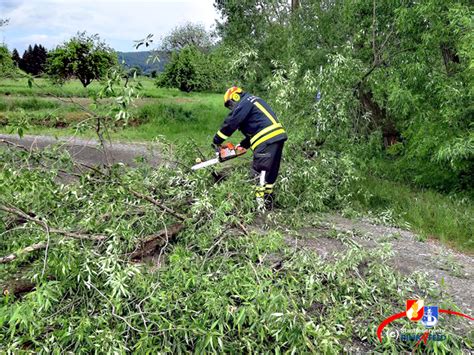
[279,147,358,212]
[0,46,15,77]
[156,45,226,93]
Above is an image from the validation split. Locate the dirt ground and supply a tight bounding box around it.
[0,133,162,167]
[255,214,474,327]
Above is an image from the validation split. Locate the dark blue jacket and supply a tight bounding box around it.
[213,93,287,151]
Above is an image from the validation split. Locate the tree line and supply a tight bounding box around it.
[1,23,221,91]
[11,44,48,76]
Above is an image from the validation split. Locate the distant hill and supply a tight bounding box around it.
[117,51,170,75]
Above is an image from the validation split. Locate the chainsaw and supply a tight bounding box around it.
[191,142,247,170]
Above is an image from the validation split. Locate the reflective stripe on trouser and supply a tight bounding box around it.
[255,186,265,198]
[256,171,266,210]
[255,185,273,197]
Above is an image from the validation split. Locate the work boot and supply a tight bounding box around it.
[264,193,275,211]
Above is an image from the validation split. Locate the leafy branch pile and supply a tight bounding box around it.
[0,145,470,353]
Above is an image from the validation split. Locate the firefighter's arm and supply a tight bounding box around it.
[213,102,251,145]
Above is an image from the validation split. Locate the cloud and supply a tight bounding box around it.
[14,33,71,52]
[0,0,21,12]
[1,0,218,52]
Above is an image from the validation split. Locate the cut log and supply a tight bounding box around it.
[1,279,36,296]
[1,276,56,297]
[130,223,184,260]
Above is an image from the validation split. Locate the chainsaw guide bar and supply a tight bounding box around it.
[191,143,247,170]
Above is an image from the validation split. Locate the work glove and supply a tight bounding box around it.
[239,136,251,149]
[213,134,224,146]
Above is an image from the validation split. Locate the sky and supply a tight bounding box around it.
[0,0,219,53]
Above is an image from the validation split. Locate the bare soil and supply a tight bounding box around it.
[255,213,474,320]
[0,133,162,167]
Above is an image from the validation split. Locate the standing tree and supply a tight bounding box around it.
[0,18,16,77]
[47,32,117,87]
[20,45,33,73]
[157,45,205,92]
[19,44,48,75]
[161,22,213,52]
[11,48,21,67]
[32,44,48,75]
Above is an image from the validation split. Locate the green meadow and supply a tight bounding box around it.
[0,77,229,145]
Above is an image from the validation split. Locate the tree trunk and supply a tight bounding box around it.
[2,279,36,296]
[440,43,460,76]
[291,0,300,11]
[358,88,399,147]
[78,76,91,87]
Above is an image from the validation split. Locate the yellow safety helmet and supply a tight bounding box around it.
[224,86,243,109]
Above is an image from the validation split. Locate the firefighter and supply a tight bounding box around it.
[213,86,287,210]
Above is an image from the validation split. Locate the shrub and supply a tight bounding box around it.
[0,46,16,77]
[156,45,225,93]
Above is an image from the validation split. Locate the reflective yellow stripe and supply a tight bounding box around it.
[254,102,278,125]
[216,130,228,140]
[251,129,286,150]
[265,184,274,188]
[250,123,282,145]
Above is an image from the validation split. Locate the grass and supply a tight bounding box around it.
[352,175,474,252]
[0,77,208,98]
[0,97,60,110]
[0,77,103,97]
[115,100,228,144]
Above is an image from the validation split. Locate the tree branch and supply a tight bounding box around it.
[72,160,187,220]
[0,139,28,151]
[128,189,187,221]
[0,204,107,241]
[0,242,47,264]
